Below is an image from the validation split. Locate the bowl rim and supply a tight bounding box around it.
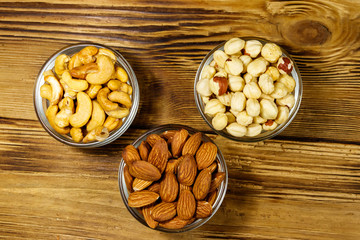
[194,37,303,142]
[118,124,228,233]
[33,42,140,148]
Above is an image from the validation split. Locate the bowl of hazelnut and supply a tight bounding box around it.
[194,37,302,142]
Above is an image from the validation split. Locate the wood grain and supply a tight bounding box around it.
[0,0,360,239]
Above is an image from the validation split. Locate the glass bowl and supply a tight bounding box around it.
[118,124,228,232]
[33,43,140,147]
[194,37,302,142]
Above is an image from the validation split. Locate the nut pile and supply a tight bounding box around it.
[196,38,296,137]
[40,46,133,143]
[122,129,225,230]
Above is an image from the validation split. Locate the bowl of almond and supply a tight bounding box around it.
[194,37,302,142]
[118,124,228,232]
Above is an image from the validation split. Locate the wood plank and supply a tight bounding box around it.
[1,120,360,239]
[0,0,359,142]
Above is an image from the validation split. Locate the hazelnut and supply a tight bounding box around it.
[277,93,295,109]
[246,123,262,137]
[259,93,275,102]
[224,37,245,55]
[277,56,293,75]
[228,75,245,92]
[243,73,256,84]
[225,112,236,124]
[243,82,262,99]
[275,106,289,124]
[239,55,252,73]
[230,92,246,112]
[201,65,216,80]
[213,50,229,68]
[209,60,216,67]
[258,73,275,95]
[212,112,228,130]
[217,92,232,106]
[262,120,278,130]
[265,66,280,81]
[236,110,253,126]
[226,122,247,137]
[202,96,210,104]
[254,116,267,124]
[225,57,244,76]
[270,82,288,99]
[246,98,260,117]
[247,57,267,77]
[260,99,278,119]
[261,43,282,63]
[229,108,241,117]
[204,99,226,117]
[209,76,228,96]
[278,74,296,92]
[244,40,262,58]
[196,78,212,97]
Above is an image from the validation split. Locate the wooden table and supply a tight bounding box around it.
[1,0,360,239]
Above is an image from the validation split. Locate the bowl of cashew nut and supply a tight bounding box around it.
[194,37,303,142]
[34,43,139,147]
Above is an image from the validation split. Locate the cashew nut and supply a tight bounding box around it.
[43,69,54,77]
[55,97,75,128]
[86,100,106,132]
[86,55,114,84]
[115,66,129,83]
[107,80,133,95]
[105,107,129,119]
[70,63,99,79]
[108,91,132,109]
[83,126,109,143]
[44,75,63,105]
[40,84,52,101]
[85,84,102,99]
[45,105,70,135]
[70,127,83,143]
[97,87,119,112]
[60,79,77,99]
[68,53,82,70]
[78,46,98,64]
[61,70,89,92]
[97,48,116,61]
[103,116,123,132]
[54,54,70,76]
[69,92,92,128]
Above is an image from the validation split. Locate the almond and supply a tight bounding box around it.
[129,160,161,181]
[165,157,182,174]
[147,138,168,173]
[160,172,179,203]
[207,190,217,206]
[133,178,153,191]
[122,145,140,165]
[177,154,197,186]
[142,205,158,229]
[195,142,217,170]
[196,201,213,218]
[177,190,196,220]
[146,134,162,147]
[193,168,212,200]
[182,132,202,156]
[209,172,226,193]
[161,130,177,140]
[128,190,159,208]
[207,162,218,173]
[171,129,188,157]
[159,216,191,230]
[138,141,150,161]
[151,202,177,222]
[124,164,133,193]
[147,182,160,193]
[179,184,192,192]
